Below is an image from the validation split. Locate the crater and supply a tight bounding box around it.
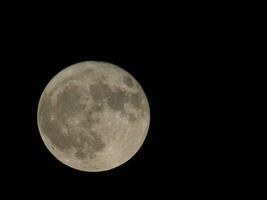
[123,75,134,87]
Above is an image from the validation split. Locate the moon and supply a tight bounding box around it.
[37,61,150,172]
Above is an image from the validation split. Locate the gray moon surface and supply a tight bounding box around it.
[37,61,150,172]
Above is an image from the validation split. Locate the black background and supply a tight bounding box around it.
[3,7,206,198]
[1,2,255,198]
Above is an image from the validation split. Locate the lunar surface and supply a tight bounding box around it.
[37,61,150,172]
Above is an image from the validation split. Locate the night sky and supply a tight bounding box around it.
[4,9,208,197]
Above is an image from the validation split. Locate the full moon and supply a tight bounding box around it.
[37,61,150,172]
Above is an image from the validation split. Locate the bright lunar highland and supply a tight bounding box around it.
[37,61,150,172]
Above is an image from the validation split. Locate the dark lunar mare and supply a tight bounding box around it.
[90,81,144,117]
[38,82,106,159]
[122,75,134,88]
[39,78,145,160]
